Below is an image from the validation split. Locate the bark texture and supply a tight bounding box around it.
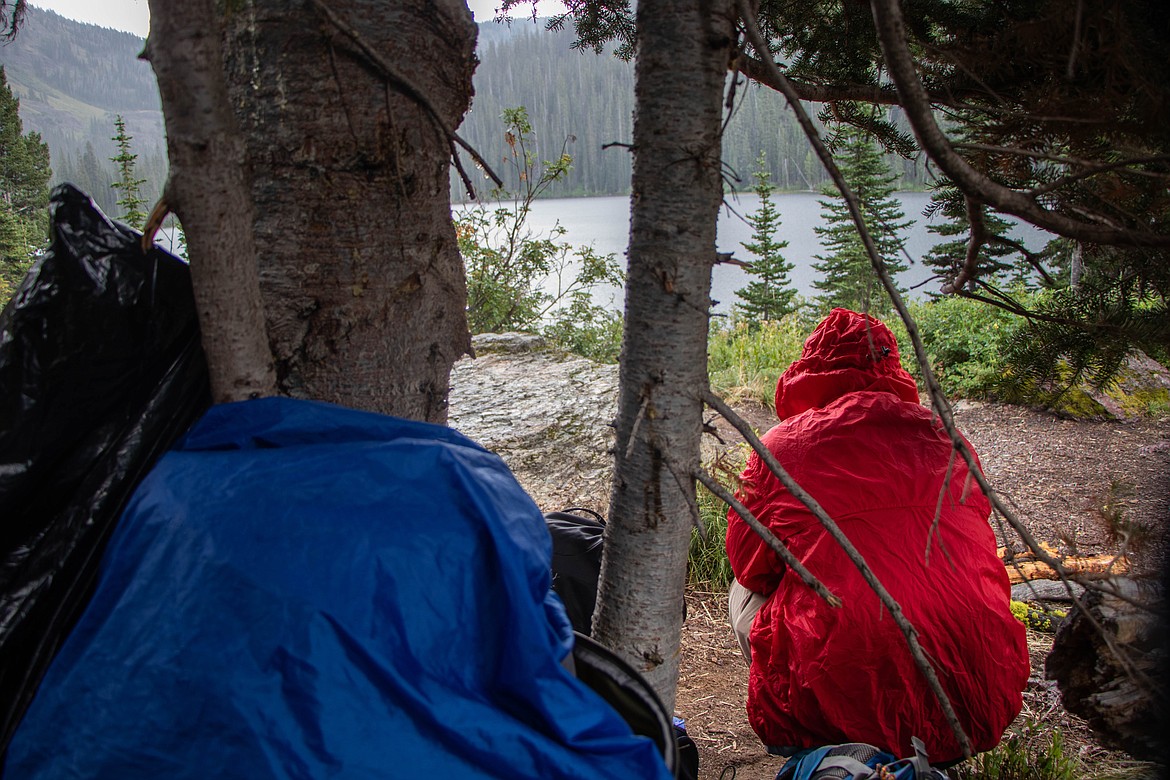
[593,0,734,711]
[145,0,277,403]
[221,0,475,422]
[1045,577,1167,761]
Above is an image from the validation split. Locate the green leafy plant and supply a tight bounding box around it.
[456,107,623,358]
[953,722,1079,780]
[905,295,1023,398]
[542,292,624,363]
[1008,599,1066,633]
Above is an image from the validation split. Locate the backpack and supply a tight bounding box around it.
[775,738,950,780]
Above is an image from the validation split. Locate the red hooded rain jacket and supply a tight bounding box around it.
[725,309,1028,763]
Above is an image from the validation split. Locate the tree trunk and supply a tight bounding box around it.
[593,0,734,711]
[1045,576,1167,761]
[220,0,475,423]
[144,0,276,403]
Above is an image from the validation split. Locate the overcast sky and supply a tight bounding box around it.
[27,0,561,38]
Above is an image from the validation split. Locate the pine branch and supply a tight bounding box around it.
[869,0,1170,249]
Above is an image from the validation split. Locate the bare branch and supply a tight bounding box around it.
[941,197,986,294]
[952,144,1170,184]
[694,468,842,608]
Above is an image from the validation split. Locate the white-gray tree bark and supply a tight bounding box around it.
[220,0,476,422]
[144,0,276,403]
[593,0,735,711]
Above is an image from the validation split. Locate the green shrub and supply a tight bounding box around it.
[542,293,624,363]
[904,296,1023,398]
[456,107,622,357]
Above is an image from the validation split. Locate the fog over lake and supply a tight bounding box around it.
[460,191,1051,314]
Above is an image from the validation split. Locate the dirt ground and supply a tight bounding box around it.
[677,400,1170,780]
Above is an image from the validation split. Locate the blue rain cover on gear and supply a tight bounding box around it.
[4,397,670,780]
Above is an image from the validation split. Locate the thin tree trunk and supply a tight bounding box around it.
[144,0,276,403]
[221,0,475,423]
[593,0,734,711]
[1070,241,1084,288]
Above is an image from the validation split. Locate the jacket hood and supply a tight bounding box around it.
[775,308,920,419]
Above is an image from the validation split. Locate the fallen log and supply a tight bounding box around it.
[1044,576,1167,761]
[996,546,1129,584]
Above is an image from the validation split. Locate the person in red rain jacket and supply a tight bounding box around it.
[725,308,1028,765]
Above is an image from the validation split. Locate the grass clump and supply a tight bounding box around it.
[689,448,749,590]
[707,311,814,408]
[689,483,734,590]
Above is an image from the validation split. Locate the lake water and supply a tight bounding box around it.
[458,191,1051,314]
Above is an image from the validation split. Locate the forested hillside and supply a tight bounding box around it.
[0,6,166,215]
[0,6,930,216]
[455,21,930,201]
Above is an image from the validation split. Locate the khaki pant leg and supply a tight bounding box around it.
[728,578,766,666]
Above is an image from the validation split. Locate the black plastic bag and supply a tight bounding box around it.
[0,184,210,755]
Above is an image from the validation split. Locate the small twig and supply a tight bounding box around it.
[624,390,651,460]
[140,196,171,253]
[925,447,958,569]
[664,455,706,536]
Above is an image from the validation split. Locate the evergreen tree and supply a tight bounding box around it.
[109,114,147,229]
[734,152,796,322]
[1,65,51,301]
[922,187,1037,292]
[78,141,117,213]
[811,125,911,315]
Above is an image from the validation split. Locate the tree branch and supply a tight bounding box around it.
[868,0,1170,248]
[941,197,986,294]
[144,0,276,403]
[694,468,842,608]
[306,0,503,191]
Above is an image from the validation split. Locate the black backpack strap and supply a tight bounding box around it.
[571,631,681,778]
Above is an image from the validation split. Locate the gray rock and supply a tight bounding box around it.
[470,332,548,355]
[449,336,618,515]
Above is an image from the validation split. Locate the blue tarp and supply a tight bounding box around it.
[4,397,670,779]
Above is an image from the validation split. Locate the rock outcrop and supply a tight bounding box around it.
[449,333,619,515]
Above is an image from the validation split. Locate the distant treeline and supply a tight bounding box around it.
[0,6,166,216]
[454,22,933,201]
[1,7,930,219]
